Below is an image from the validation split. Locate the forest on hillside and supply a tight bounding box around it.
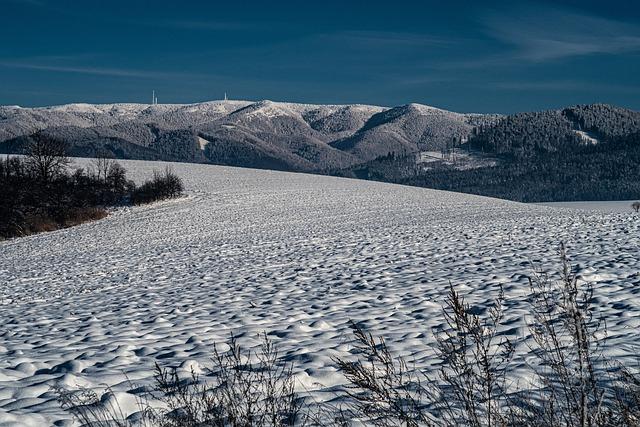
[407,138,640,202]
[335,105,640,202]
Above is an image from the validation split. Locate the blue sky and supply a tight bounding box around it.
[1,0,640,112]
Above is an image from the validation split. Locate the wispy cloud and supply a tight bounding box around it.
[326,30,454,48]
[483,4,640,61]
[0,61,186,79]
[490,80,640,94]
[422,54,518,71]
[154,20,264,31]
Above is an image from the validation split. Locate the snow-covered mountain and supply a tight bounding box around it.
[0,100,496,171]
[331,103,489,161]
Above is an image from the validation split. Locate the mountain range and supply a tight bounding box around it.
[0,100,498,171]
[1,100,639,202]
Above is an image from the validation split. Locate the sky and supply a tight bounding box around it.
[1,0,640,113]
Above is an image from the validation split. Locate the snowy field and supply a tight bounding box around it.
[1,159,639,426]
[537,200,640,213]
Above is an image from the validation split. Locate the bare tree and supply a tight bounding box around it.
[24,133,70,182]
[92,150,116,182]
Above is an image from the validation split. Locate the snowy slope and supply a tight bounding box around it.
[331,103,489,161]
[0,100,496,171]
[0,159,639,426]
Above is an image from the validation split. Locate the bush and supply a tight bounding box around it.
[0,155,184,239]
[56,385,153,427]
[130,167,184,205]
[154,333,303,426]
[0,156,128,239]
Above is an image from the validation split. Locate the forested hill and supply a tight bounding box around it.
[0,100,495,172]
[334,104,640,203]
[467,104,640,156]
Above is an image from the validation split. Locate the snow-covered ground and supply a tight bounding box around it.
[573,129,600,145]
[538,200,639,213]
[1,159,639,426]
[418,150,499,170]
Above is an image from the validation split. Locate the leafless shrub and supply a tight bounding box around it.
[611,363,640,426]
[333,320,431,426]
[55,385,154,427]
[334,287,515,427]
[154,332,303,426]
[523,244,608,426]
[337,245,640,426]
[58,333,306,427]
[433,283,515,427]
[632,201,640,213]
[130,167,184,205]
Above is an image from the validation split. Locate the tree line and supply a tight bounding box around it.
[0,135,184,239]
